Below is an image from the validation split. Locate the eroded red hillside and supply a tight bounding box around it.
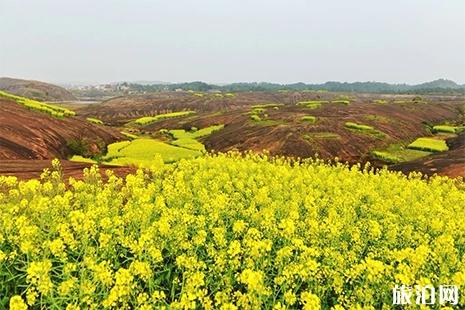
[0,98,123,160]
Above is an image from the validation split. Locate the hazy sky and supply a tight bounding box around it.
[0,0,464,84]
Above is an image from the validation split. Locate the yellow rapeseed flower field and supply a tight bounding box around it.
[1,154,464,309]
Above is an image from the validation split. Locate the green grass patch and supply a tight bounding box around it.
[304,132,341,140]
[251,107,266,114]
[433,125,465,134]
[121,131,139,139]
[168,125,224,151]
[345,122,386,138]
[248,105,285,125]
[372,151,401,163]
[251,103,284,109]
[86,117,103,125]
[0,90,76,118]
[170,138,205,151]
[373,99,388,104]
[106,141,131,154]
[331,100,350,105]
[103,138,200,166]
[305,103,322,109]
[133,111,195,126]
[301,115,317,123]
[371,144,431,164]
[69,155,98,164]
[345,122,374,131]
[297,100,328,109]
[408,138,449,152]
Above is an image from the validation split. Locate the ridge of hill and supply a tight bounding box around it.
[102,79,465,94]
[0,77,77,101]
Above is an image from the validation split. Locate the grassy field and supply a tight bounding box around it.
[102,138,201,165]
[372,144,432,163]
[1,154,464,309]
[0,90,76,118]
[372,144,431,164]
[133,111,195,126]
[408,137,449,152]
[168,125,224,151]
[71,124,221,165]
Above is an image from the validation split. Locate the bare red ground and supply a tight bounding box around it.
[391,133,465,179]
[144,98,463,167]
[0,99,123,160]
[0,160,135,181]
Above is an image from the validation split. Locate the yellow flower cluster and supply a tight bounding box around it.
[0,153,464,309]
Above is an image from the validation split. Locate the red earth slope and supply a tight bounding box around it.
[0,98,122,160]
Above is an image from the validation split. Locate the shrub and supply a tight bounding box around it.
[250,114,261,121]
[67,137,105,158]
[67,138,90,156]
